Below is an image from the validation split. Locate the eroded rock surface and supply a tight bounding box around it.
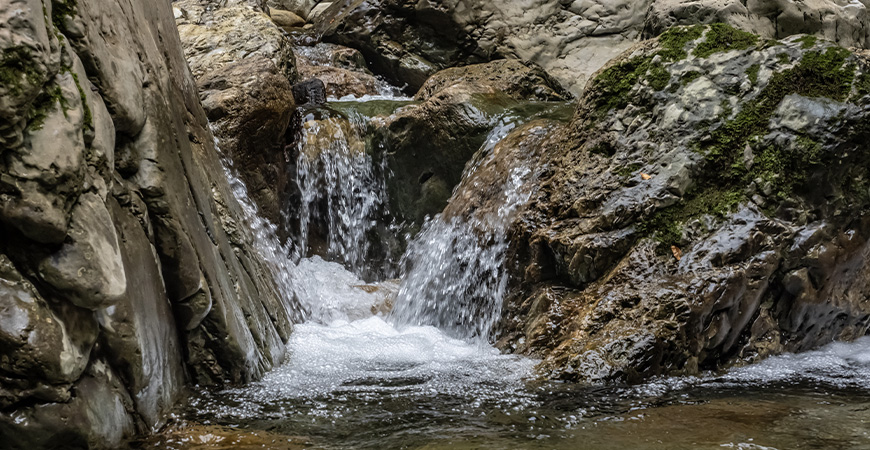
[0,0,297,446]
[175,0,299,227]
[319,0,870,95]
[490,25,870,383]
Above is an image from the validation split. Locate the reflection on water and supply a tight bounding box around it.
[138,295,870,450]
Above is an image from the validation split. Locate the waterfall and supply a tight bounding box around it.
[293,112,386,275]
[389,122,536,341]
[218,147,306,322]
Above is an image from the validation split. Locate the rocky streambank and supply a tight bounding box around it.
[2,0,870,447]
[0,0,296,447]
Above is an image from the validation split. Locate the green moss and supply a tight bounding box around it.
[69,70,93,130]
[639,45,857,247]
[658,25,704,61]
[777,53,791,65]
[591,55,656,115]
[648,63,671,91]
[694,23,759,58]
[26,83,67,131]
[616,163,643,178]
[796,35,818,49]
[51,0,77,33]
[746,64,761,85]
[681,71,703,86]
[0,47,44,97]
[639,187,743,246]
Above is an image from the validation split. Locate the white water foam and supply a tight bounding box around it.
[389,161,534,341]
[294,115,386,274]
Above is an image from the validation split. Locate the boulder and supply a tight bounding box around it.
[491,26,870,382]
[372,81,572,229]
[294,43,387,99]
[416,60,572,102]
[271,8,306,31]
[0,0,298,445]
[176,0,299,228]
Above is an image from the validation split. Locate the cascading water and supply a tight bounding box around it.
[389,163,533,341]
[292,111,386,274]
[151,104,870,450]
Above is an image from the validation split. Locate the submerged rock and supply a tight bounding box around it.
[491,26,870,382]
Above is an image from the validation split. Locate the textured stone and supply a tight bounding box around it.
[319,0,870,95]
[268,0,319,19]
[271,8,306,31]
[492,28,870,382]
[38,193,127,310]
[416,59,572,102]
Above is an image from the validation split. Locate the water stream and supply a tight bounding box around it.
[142,100,870,450]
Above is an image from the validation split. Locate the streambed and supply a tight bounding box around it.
[140,95,870,450]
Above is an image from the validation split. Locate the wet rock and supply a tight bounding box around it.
[97,198,185,427]
[268,0,319,19]
[1,0,298,445]
[176,0,299,227]
[416,60,572,102]
[493,27,870,382]
[372,86,516,225]
[0,59,88,244]
[0,255,98,407]
[0,0,61,148]
[38,193,127,310]
[271,8,306,31]
[292,78,327,104]
[372,82,573,230]
[294,43,387,99]
[197,56,297,226]
[0,360,137,450]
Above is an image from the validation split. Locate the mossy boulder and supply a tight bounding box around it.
[492,25,870,383]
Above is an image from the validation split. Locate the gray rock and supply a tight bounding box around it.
[38,193,127,310]
[268,0,318,20]
[491,26,870,382]
[319,0,870,96]
[416,59,572,102]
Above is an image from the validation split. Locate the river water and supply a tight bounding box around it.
[138,97,870,450]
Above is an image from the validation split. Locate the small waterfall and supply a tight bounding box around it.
[293,112,387,276]
[217,143,305,322]
[390,162,534,341]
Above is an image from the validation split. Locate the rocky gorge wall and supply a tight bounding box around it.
[0,0,297,447]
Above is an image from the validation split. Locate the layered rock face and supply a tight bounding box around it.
[318,0,870,95]
[487,26,870,382]
[0,0,296,447]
